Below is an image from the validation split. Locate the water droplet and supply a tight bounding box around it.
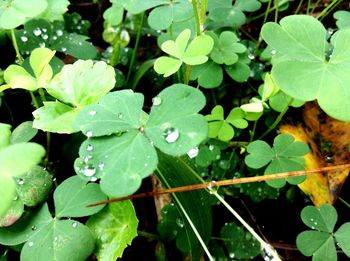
[17,178,24,185]
[39,42,45,48]
[328,28,334,35]
[72,222,78,228]
[81,165,96,177]
[78,42,82,46]
[187,147,199,158]
[163,128,179,143]
[207,181,218,194]
[21,36,28,42]
[31,226,37,231]
[98,162,105,170]
[176,218,184,228]
[13,196,18,201]
[28,241,34,247]
[144,163,148,167]
[86,131,93,137]
[271,49,276,55]
[248,53,255,59]
[33,28,42,36]
[42,34,48,40]
[152,96,162,106]
[104,155,109,159]
[61,47,67,52]
[89,110,96,116]
[86,144,94,151]
[52,36,57,40]
[117,113,123,119]
[90,176,98,182]
[229,252,235,258]
[311,226,315,229]
[208,144,215,151]
[56,30,63,36]
[54,236,58,241]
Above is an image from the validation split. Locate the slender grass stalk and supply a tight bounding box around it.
[126,12,145,87]
[317,0,343,21]
[310,0,323,14]
[294,0,304,14]
[274,0,279,22]
[339,197,350,209]
[250,119,258,142]
[184,65,192,85]
[10,29,23,64]
[191,0,201,36]
[307,0,312,14]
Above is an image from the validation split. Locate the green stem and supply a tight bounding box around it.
[137,230,160,240]
[212,192,281,261]
[339,197,350,209]
[184,65,192,85]
[191,0,201,36]
[294,0,304,14]
[307,0,312,14]
[126,12,145,87]
[29,91,40,109]
[258,100,292,140]
[274,0,279,22]
[317,0,342,21]
[310,0,322,14]
[255,0,273,49]
[250,119,258,142]
[10,29,23,64]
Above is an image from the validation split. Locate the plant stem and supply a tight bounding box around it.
[258,100,292,140]
[338,197,350,209]
[137,230,160,240]
[263,0,273,26]
[212,191,281,261]
[191,0,201,36]
[250,119,258,142]
[274,0,279,22]
[10,29,23,64]
[310,0,322,14]
[294,0,304,14]
[184,65,192,85]
[29,92,40,109]
[307,0,312,14]
[317,0,343,21]
[126,12,145,87]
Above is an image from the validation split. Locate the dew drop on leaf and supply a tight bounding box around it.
[187,147,199,158]
[13,196,18,201]
[72,222,78,228]
[61,47,67,52]
[163,128,180,143]
[271,49,276,55]
[33,28,42,36]
[81,165,96,177]
[117,113,123,119]
[39,42,45,48]
[28,241,34,247]
[208,145,215,151]
[86,131,93,137]
[56,30,63,36]
[86,144,94,151]
[98,162,105,170]
[17,178,24,185]
[229,253,235,258]
[31,226,37,231]
[20,36,28,42]
[176,218,184,228]
[89,110,96,116]
[54,236,58,241]
[152,96,162,106]
[90,176,98,182]
[248,53,255,59]
[42,34,48,40]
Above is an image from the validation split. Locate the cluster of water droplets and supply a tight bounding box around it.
[309,218,318,230]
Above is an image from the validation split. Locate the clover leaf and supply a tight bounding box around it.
[154,29,214,77]
[190,61,223,88]
[87,201,138,261]
[245,134,309,188]
[209,31,246,65]
[205,105,248,142]
[33,59,116,133]
[103,0,129,26]
[334,11,350,29]
[37,0,69,22]
[74,84,207,197]
[261,15,350,121]
[2,47,55,92]
[296,204,350,260]
[0,0,48,29]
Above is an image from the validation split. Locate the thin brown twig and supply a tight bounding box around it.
[87,164,350,207]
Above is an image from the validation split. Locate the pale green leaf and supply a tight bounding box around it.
[4,65,37,91]
[301,205,337,233]
[0,123,11,150]
[334,223,350,256]
[0,179,16,218]
[87,201,138,261]
[37,0,69,21]
[10,121,37,144]
[190,62,223,88]
[54,176,107,218]
[29,47,55,78]
[245,141,274,168]
[154,56,182,77]
[182,34,213,65]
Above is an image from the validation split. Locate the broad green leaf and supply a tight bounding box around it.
[0,123,11,150]
[145,84,207,155]
[75,130,158,197]
[296,231,336,260]
[334,11,350,29]
[29,48,55,78]
[0,203,52,245]
[87,201,138,261]
[301,205,337,233]
[154,56,182,77]
[3,65,37,91]
[0,0,48,29]
[54,176,107,218]
[0,178,16,218]
[261,15,350,121]
[190,61,223,88]
[0,143,45,177]
[220,222,260,259]
[225,61,250,83]
[226,108,248,129]
[209,31,246,65]
[245,141,274,168]
[182,34,213,65]
[74,90,144,137]
[0,198,24,227]
[208,7,246,28]
[103,3,124,26]
[16,166,53,207]
[269,90,304,112]
[20,219,95,261]
[32,101,81,133]
[37,0,70,21]
[235,0,261,12]
[126,0,168,14]
[156,152,212,260]
[334,223,350,256]
[10,121,37,144]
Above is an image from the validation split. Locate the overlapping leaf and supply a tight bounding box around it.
[33,59,116,133]
[245,134,309,188]
[262,15,350,121]
[74,84,208,197]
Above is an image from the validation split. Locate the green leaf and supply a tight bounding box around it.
[301,205,337,233]
[156,152,212,260]
[261,15,350,121]
[224,61,250,82]
[245,140,274,168]
[190,61,223,88]
[16,166,53,207]
[0,203,52,246]
[75,130,158,197]
[154,57,183,77]
[334,223,350,256]
[0,179,16,218]
[220,222,260,259]
[296,231,336,260]
[37,0,69,21]
[54,176,107,218]
[20,219,95,261]
[334,11,350,29]
[29,47,55,78]
[145,84,207,156]
[0,123,11,150]
[269,90,304,112]
[103,3,124,26]
[209,31,246,65]
[10,121,38,144]
[0,198,24,227]
[0,0,48,29]
[4,65,37,91]
[86,201,138,261]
